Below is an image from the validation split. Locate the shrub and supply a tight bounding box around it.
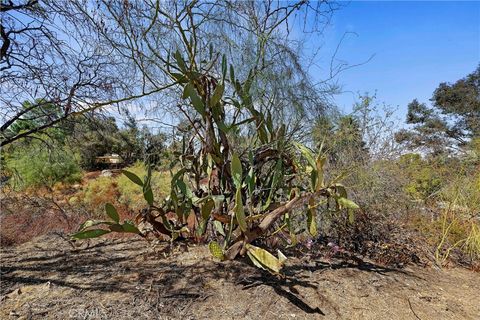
[116,162,171,212]
[4,142,82,190]
[398,154,444,201]
[440,171,480,218]
[434,170,480,263]
[403,166,480,266]
[0,194,88,247]
[81,176,119,217]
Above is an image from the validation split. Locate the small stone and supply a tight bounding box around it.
[100,170,113,177]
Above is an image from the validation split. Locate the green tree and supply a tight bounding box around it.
[5,100,69,143]
[398,153,443,201]
[396,66,480,154]
[68,115,123,169]
[118,112,143,165]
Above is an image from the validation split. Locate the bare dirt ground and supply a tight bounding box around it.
[1,234,479,320]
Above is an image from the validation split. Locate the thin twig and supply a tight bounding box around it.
[407,298,422,320]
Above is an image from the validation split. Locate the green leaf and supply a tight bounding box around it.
[232,117,255,128]
[337,197,360,210]
[105,203,119,223]
[262,159,282,210]
[197,221,208,236]
[294,142,316,169]
[109,224,124,232]
[176,179,187,194]
[122,170,144,186]
[174,50,187,72]
[208,241,224,260]
[307,198,318,237]
[229,64,235,85]
[245,166,255,198]
[230,153,243,188]
[145,165,152,186]
[171,168,186,187]
[186,71,202,80]
[217,122,230,134]
[258,125,268,144]
[211,195,225,208]
[245,244,284,273]
[234,188,247,232]
[183,83,205,115]
[276,124,286,142]
[213,220,226,236]
[175,178,193,200]
[266,111,274,136]
[243,69,254,94]
[197,199,214,236]
[122,221,141,234]
[210,83,224,106]
[71,229,110,239]
[221,55,227,80]
[170,72,188,83]
[201,199,215,220]
[231,98,241,109]
[143,187,154,205]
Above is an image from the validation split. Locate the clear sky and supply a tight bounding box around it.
[315,0,480,119]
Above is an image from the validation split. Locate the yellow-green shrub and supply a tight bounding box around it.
[430,170,480,264]
[4,143,82,190]
[398,153,444,201]
[116,162,171,211]
[81,176,119,217]
[440,171,480,217]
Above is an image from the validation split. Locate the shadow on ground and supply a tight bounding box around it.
[1,234,478,319]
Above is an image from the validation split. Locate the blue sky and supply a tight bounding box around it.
[313,1,480,119]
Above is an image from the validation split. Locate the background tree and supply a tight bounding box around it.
[395,66,480,155]
[67,115,122,169]
[312,114,366,168]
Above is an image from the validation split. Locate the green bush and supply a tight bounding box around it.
[440,171,480,217]
[398,153,444,201]
[5,142,82,190]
